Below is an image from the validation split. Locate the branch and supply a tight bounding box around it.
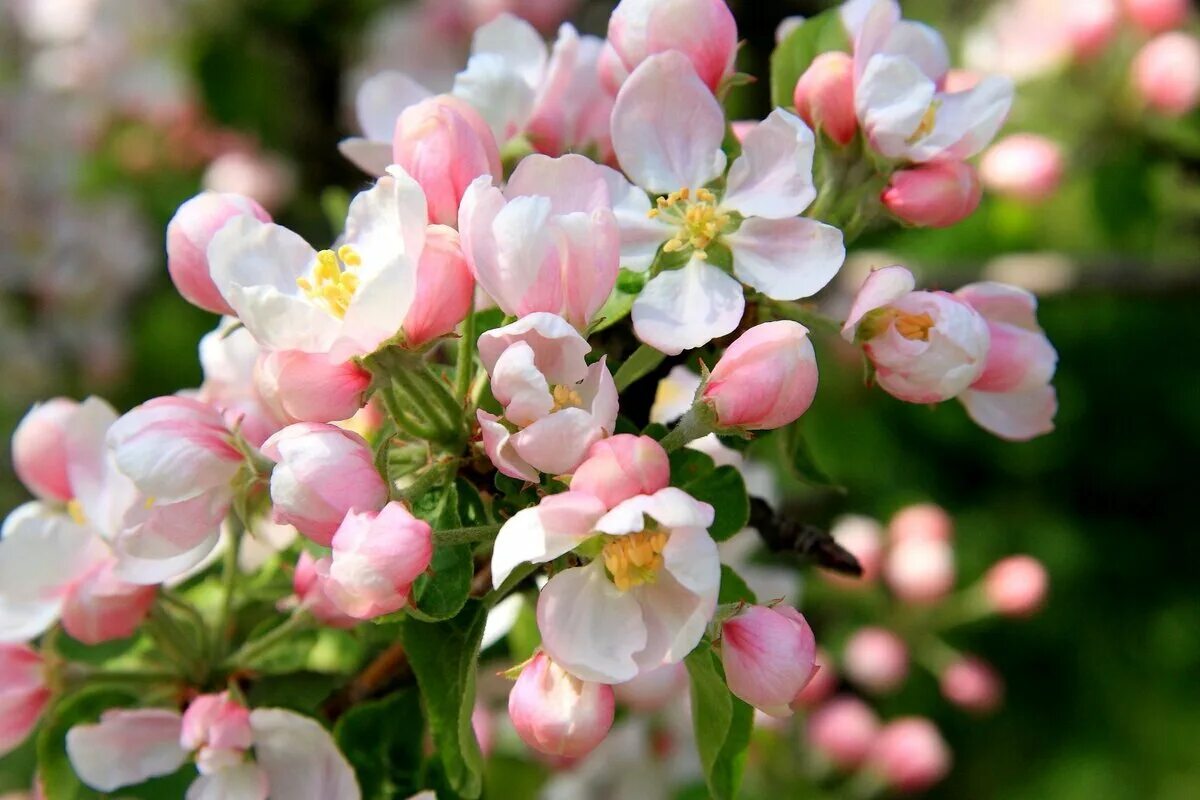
[748,497,862,577]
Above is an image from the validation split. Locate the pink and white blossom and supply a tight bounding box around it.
[166,192,271,315]
[979,134,1065,203]
[984,555,1049,617]
[882,161,982,228]
[198,319,285,447]
[843,626,909,694]
[569,434,669,509]
[255,350,372,426]
[701,321,819,430]
[404,225,475,347]
[806,695,880,769]
[508,651,615,759]
[12,398,78,503]
[293,552,358,629]
[1131,32,1200,118]
[719,604,818,717]
[604,0,738,93]
[1124,0,1190,34]
[0,644,50,757]
[940,656,1004,713]
[793,52,858,146]
[866,717,951,793]
[884,537,955,604]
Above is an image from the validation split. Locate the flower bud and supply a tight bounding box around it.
[403,225,474,347]
[826,515,884,588]
[1132,32,1200,117]
[292,552,357,629]
[0,644,49,757]
[702,322,819,431]
[392,95,501,227]
[940,656,1003,714]
[882,161,982,228]
[888,503,954,544]
[1065,0,1119,58]
[1124,0,1189,34]
[262,423,389,546]
[606,0,738,92]
[472,704,495,758]
[255,351,371,425]
[166,192,271,315]
[612,662,687,712]
[867,717,951,793]
[323,502,433,619]
[843,627,909,695]
[181,692,253,774]
[791,648,838,709]
[12,398,78,502]
[570,435,670,509]
[884,537,955,604]
[980,134,1064,203]
[60,561,156,645]
[806,695,881,770]
[720,604,818,717]
[793,52,857,146]
[983,555,1048,617]
[508,652,615,759]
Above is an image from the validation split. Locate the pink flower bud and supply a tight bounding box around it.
[1132,32,1200,117]
[720,604,818,717]
[940,656,1003,714]
[12,398,78,502]
[1124,0,1189,34]
[884,538,955,604]
[323,502,433,619]
[606,0,738,92]
[166,192,271,315]
[403,225,474,347]
[612,662,687,712]
[570,435,670,509]
[867,717,951,793]
[791,648,838,709]
[980,134,1064,203]
[983,555,1048,617]
[255,351,371,425]
[508,652,615,759]
[181,692,253,774]
[392,95,501,227]
[882,161,982,228]
[1065,0,1119,58]
[0,644,49,758]
[889,503,954,544]
[262,423,389,546]
[843,627,909,695]
[806,695,881,770]
[825,515,884,588]
[702,321,819,431]
[793,52,857,146]
[60,561,156,645]
[293,552,357,629]
[472,704,495,758]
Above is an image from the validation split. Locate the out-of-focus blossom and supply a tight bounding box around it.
[964,0,1116,81]
[0,644,50,757]
[508,651,615,759]
[180,692,255,776]
[202,150,296,213]
[843,627,909,694]
[866,717,952,793]
[612,662,687,712]
[1124,0,1190,34]
[884,537,955,604]
[882,161,983,228]
[719,604,818,717]
[984,555,1049,616]
[603,0,738,93]
[940,656,1004,713]
[980,134,1065,203]
[793,648,839,709]
[197,319,284,447]
[827,515,884,585]
[889,503,954,543]
[1131,32,1200,117]
[293,551,358,629]
[166,192,271,315]
[12,398,79,502]
[793,52,858,146]
[806,695,880,769]
[701,322,819,431]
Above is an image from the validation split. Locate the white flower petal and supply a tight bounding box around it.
[249,709,359,800]
[841,264,916,338]
[66,709,188,792]
[477,410,541,484]
[337,139,394,177]
[855,54,935,160]
[913,75,1014,162]
[491,342,554,427]
[512,408,605,476]
[632,569,714,672]
[187,764,268,800]
[453,52,537,142]
[597,166,673,272]
[356,70,432,142]
[595,488,715,536]
[468,13,548,89]
[728,216,844,301]
[490,492,607,588]
[722,109,817,219]
[960,386,1057,441]
[631,259,744,355]
[661,524,721,597]
[538,564,647,683]
[477,312,591,386]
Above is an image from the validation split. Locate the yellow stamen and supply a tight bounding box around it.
[860,308,937,342]
[297,245,363,319]
[646,187,731,257]
[602,530,669,592]
[907,100,941,144]
[551,385,584,412]
[67,499,86,525]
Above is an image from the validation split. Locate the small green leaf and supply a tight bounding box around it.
[684,645,754,800]
[401,602,488,799]
[779,423,839,488]
[684,466,750,542]
[408,483,475,621]
[769,7,852,109]
[590,282,638,334]
[718,565,758,605]
[613,343,667,393]
[456,478,490,526]
[334,689,425,800]
[669,448,716,486]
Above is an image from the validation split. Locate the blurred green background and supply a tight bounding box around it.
[1,1,1198,798]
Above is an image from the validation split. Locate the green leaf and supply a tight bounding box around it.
[456,478,490,526]
[410,482,474,622]
[401,601,488,799]
[669,448,716,486]
[684,646,754,800]
[590,280,639,334]
[779,423,839,488]
[718,565,758,605]
[247,671,341,715]
[769,7,852,109]
[684,466,750,542]
[613,343,667,392]
[334,689,425,800]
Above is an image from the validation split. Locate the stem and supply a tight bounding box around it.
[658,405,718,452]
[433,524,502,547]
[66,666,182,690]
[160,590,210,656]
[146,605,203,682]
[455,312,476,404]
[396,459,458,503]
[393,368,452,434]
[224,609,311,669]
[213,518,245,663]
[613,343,666,393]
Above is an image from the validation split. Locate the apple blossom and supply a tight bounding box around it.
[340,71,437,176]
[1124,0,1190,34]
[609,53,844,354]
[843,266,990,404]
[261,423,388,547]
[255,350,372,426]
[58,558,156,645]
[11,397,78,502]
[980,134,1065,203]
[404,225,474,347]
[612,662,687,712]
[165,192,271,315]
[806,695,881,769]
[866,717,951,793]
[198,318,285,447]
[459,156,620,331]
[570,434,670,509]
[180,692,255,776]
[319,503,433,620]
[882,161,983,228]
[0,644,50,757]
[293,551,358,629]
[843,626,909,694]
[827,515,884,586]
[889,503,954,543]
[1131,32,1200,118]
[984,555,1049,617]
[940,656,1004,713]
[793,648,839,708]
[524,25,615,160]
[884,536,955,604]
[719,604,818,717]
[700,321,819,430]
[793,52,858,146]
[476,313,618,480]
[956,281,1058,440]
[508,651,615,759]
[604,0,738,93]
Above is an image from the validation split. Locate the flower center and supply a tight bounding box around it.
[648,187,730,259]
[296,244,362,319]
[906,99,942,145]
[67,499,87,525]
[859,308,936,342]
[602,530,668,592]
[551,384,584,412]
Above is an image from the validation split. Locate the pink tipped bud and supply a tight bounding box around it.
[720,605,818,717]
[570,434,670,509]
[793,52,857,146]
[888,503,954,544]
[613,662,687,712]
[181,692,253,774]
[166,192,271,315]
[868,717,951,793]
[702,321,819,431]
[606,0,738,92]
[791,648,838,709]
[884,538,956,604]
[883,161,982,228]
[12,398,78,502]
[806,695,881,769]
[323,502,433,620]
[984,555,1048,617]
[255,350,371,425]
[1066,0,1119,59]
[1132,32,1200,117]
[0,644,50,758]
[980,134,1065,203]
[940,656,1004,714]
[60,561,156,645]
[261,423,389,546]
[1124,0,1189,34]
[293,552,357,629]
[843,627,909,695]
[393,95,501,227]
[826,515,884,587]
[508,652,615,759]
[403,225,474,347]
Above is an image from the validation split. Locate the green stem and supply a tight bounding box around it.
[658,404,719,452]
[433,523,502,547]
[455,312,476,404]
[213,518,245,663]
[393,368,451,433]
[223,609,312,669]
[396,459,458,503]
[613,343,666,392]
[412,368,468,442]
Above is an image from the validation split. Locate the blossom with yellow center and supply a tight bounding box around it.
[906,99,942,146]
[67,499,87,525]
[602,529,669,592]
[296,245,363,319]
[861,308,936,342]
[647,187,731,260]
[550,384,584,412]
